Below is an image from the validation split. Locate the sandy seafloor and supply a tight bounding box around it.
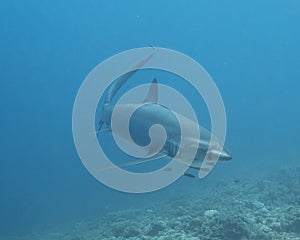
[7,166,300,240]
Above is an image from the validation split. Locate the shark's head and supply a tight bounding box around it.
[205,136,232,162]
[194,128,233,163]
[183,135,232,171]
[208,146,232,161]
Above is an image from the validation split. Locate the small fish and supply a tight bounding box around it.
[233,179,240,184]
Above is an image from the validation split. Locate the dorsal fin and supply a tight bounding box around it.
[144,78,158,103]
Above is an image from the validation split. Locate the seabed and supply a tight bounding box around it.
[8,166,300,240]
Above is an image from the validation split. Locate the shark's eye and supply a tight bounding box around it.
[207,150,219,160]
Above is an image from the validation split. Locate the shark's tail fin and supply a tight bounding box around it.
[104,47,155,106]
[98,47,155,134]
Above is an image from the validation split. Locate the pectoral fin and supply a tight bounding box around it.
[183,173,196,178]
[117,153,168,168]
[97,152,168,172]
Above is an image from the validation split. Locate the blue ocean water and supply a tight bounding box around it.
[1,0,300,239]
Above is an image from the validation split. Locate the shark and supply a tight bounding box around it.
[97,50,232,178]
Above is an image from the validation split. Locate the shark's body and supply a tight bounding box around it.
[97,51,232,176]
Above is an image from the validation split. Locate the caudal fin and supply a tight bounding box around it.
[104,47,156,105]
[97,47,156,135]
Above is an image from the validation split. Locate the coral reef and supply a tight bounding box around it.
[8,166,300,240]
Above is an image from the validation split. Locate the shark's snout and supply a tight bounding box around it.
[219,148,232,161]
[206,146,232,162]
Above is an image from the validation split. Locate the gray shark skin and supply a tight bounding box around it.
[97,51,232,175]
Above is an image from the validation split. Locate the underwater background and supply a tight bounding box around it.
[1,0,300,239]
